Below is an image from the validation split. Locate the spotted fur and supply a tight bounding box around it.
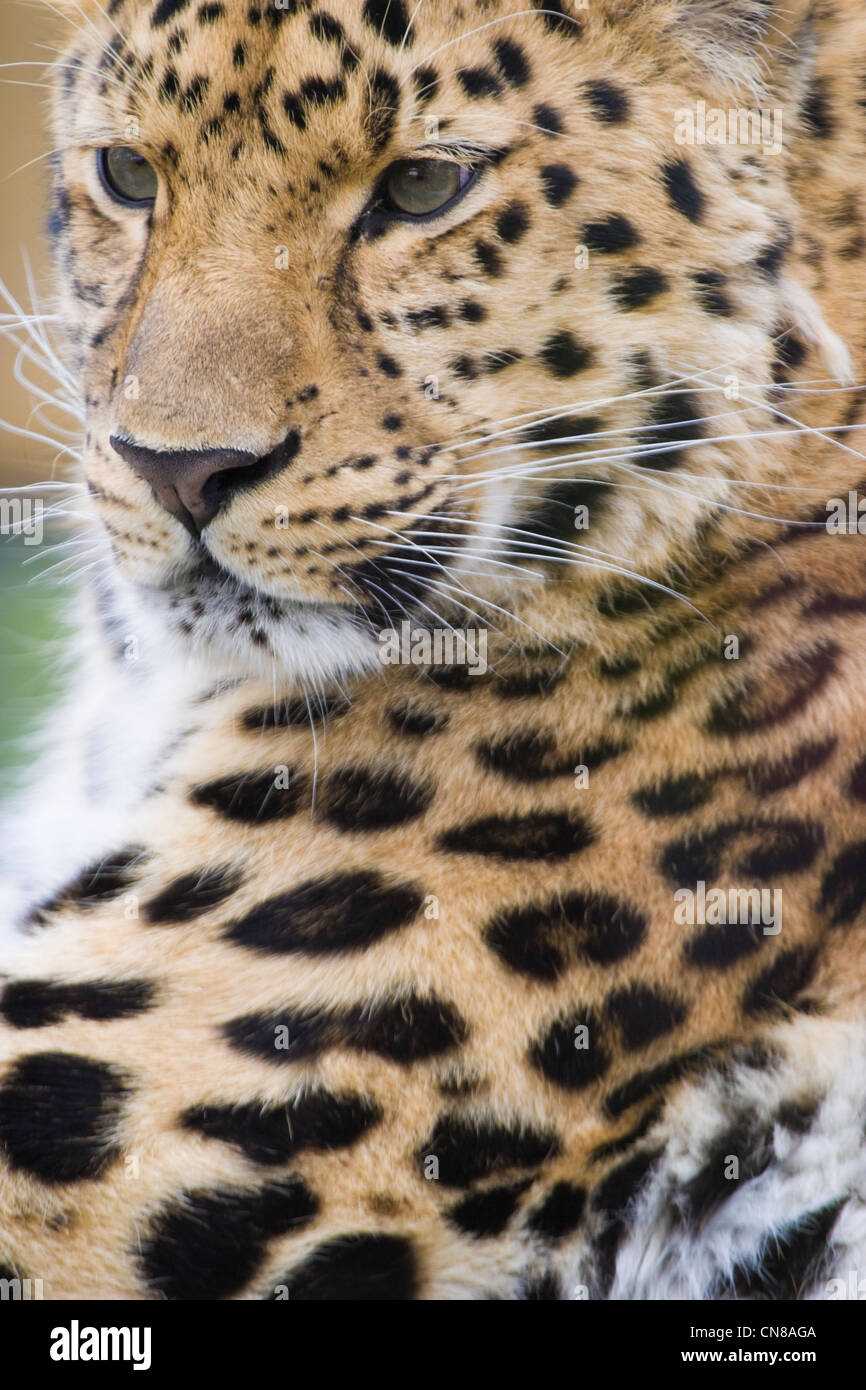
[2,0,866,1300]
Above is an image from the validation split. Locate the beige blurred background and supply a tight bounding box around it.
[1,2,59,486]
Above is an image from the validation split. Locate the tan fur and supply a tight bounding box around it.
[2,0,866,1299]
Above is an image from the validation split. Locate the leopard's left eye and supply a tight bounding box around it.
[97,146,158,207]
[381,159,475,217]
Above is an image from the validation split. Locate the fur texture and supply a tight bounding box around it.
[1,0,866,1300]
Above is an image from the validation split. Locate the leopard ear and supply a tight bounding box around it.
[663,0,815,100]
[593,0,815,103]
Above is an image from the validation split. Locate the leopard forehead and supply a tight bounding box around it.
[46,0,829,684]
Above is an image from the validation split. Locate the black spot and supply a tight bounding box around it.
[225,993,468,1067]
[539,163,577,206]
[388,704,450,735]
[640,391,703,469]
[684,921,765,970]
[233,40,245,67]
[604,1048,719,1118]
[368,68,400,152]
[592,1147,662,1292]
[530,1010,611,1091]
[772,332,807,381]
[271,1233,418,1300]
[300,75,346,108]
[850,754,866,803]
[319,766,433,830]
[525,1182,586,1243]
[806,589,866,619]
[376,352,402,379]
[448,1180,532,1238]
[458,66,502,99]
[663,815,823,885]
[413,65,438,104]
[743,947,819,1017]
[145,866,244,924]
[478,729,625,783]
[420,1113,561,1187]
[706,641,838,736]
[691,269,733,317]
[611,266,669,310]
[532,103,563,135]
[493,38,530,87]
[181,74,209,112]
[0,1053,129,1183]
[747,738,836,795]
[346,996,468,1064]
[458,298,485,323]
[475,239,503,276]
[308,12,345,45]
[437,811,594,861]
[801,79,834,139]
[362,0,411,46]
[152,0,189,25]
[496,201,530,243]
[538,331,593,378]
[241,693,348,729]
[139,1179,318,1299]
[632,772,715,817]
[682,1121,775,1229]
[776,1097,821,1135]
[598,652,641,679]
[582,213,640,254]
[729,1203,842,1300]
[181,1092,382,1165]
[605,984,687,1051]
[190,769,309,822]
[755,237,788,278]
[406,304,450,330]
[197,2,224,21]
[818,840,866,926]
[583,80,630,123]
[594,1147,660,1215]
[485,890,646,983]
[223,870,422,955]
[1,979,154,1029]
[282,91,307,129]
[662,158,705,222]
[589,1102,664,1164]
[24,846,146,925]
[533,0,582,38]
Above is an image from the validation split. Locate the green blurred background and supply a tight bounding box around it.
[1,5,73,803]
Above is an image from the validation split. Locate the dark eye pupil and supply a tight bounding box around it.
[100,147,158,205]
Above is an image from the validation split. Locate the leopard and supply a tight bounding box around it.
[1,0,866,1302]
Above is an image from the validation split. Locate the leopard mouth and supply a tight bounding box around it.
[124,512,473,682]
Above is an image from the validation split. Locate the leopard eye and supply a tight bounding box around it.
[382,159,473,217]
[98,146,158,207]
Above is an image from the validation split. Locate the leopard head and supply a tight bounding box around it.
[45,0,851,683]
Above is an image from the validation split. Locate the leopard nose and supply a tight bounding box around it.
[109,436,259,536]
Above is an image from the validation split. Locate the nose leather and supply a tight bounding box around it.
[109,436,259,535]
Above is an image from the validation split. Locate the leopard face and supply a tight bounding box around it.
[51,0,831,683]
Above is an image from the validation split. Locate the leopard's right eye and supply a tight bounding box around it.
[97,147,158,208]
